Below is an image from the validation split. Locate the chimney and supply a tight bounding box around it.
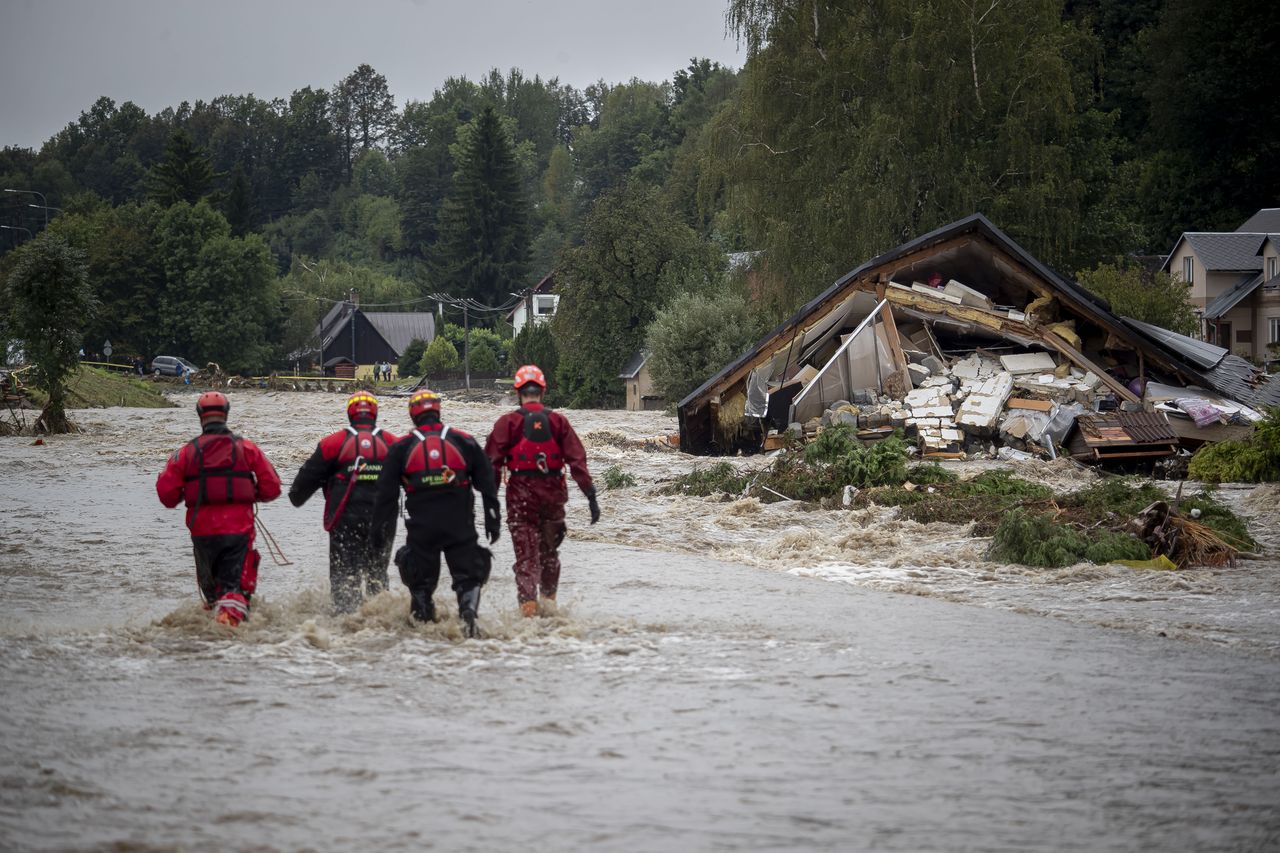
[348,288,359,308]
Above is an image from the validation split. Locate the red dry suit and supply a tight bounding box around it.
[156,424,282,536]
[156,424,282,615]
[485,403,594,603]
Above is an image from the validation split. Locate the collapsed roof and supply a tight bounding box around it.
[678,214,1280,454]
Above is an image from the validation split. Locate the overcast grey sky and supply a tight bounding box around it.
[1,0,743,150]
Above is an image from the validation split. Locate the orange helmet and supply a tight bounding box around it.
[514,364,546,391]
[346,391,378,425]
[408,389,442,422]
[196,390,229,421]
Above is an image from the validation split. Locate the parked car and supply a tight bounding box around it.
[150,355,200,377]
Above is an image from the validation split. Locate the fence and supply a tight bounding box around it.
[417,370,508,392]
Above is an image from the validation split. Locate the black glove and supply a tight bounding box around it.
[585,487,601,525]
[484,502,501,544]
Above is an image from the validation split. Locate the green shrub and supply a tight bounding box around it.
[1182,490,1256,550]
[659,462,747,497]
[603,465,637,490]
[906,463,958,485]
[419,336,460,373]
[1188,408,1280,483]
[989,509,1150,567]
[398,338,427,377]
[953,470,1053,500]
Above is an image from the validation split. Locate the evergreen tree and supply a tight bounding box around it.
[148,129,216,206]
[435,106,530,304]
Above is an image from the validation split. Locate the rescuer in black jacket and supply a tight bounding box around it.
[289,392,399,613]
[370,389,500,637]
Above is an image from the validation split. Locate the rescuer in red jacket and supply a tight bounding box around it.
[370,390,500,637]
[288,391,400,613]
[155,391,282,626]
[485,365,599,618]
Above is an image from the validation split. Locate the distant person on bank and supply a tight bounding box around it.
[485,365,599,618]
[288,391,399,613]
[155,391,282,626]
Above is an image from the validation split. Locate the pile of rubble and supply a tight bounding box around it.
[801,344,1123,461]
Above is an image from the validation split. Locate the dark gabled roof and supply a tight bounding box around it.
[618,350,649,379]
[679,213,1128,410]
[322,356,355,367]
[1180,233,1266,272]
[1237,208,1280,232]
[362,312,435,356]
[1203,273,1265,319]
[316,301,352,340]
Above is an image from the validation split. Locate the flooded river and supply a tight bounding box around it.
[2,390,1278,850]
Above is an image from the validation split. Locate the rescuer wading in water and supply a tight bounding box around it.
[370,390,500,637]
[288,392,399,613]
[485,365,599,617]
[155,391,282,626]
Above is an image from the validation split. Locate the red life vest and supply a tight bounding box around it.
[182,433,257,509]
[402,426,470,492]
[324,426,391,530]
[507,405,563,476]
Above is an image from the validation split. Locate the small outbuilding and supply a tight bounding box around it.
[619,350,664,411]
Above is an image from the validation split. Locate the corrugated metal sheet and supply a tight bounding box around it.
[1122,318,1226,369]
[362,312,435,356]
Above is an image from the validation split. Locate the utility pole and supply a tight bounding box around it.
[463,304,471,390]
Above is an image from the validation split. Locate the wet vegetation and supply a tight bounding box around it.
[1188,408,1280,484]
[989,509,1152,568]
[661,429,1257,568]
[602,465,637,490]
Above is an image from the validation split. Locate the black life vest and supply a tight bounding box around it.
[323,426,390,529]
[402,426,470,492]
[182,432,256,509]
[507,405,563,476]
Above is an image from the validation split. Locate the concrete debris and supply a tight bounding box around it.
[955,373,1014,432]
[1000,352,1058,375]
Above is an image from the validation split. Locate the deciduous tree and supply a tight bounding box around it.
[4,233,96,432]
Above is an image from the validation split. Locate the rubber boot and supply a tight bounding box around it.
[520,600,538,618]
[457,587,482,638]
[537,595,557,617]
[409,589,436,623]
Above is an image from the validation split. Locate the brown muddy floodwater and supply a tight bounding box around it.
[1,390,1278,851]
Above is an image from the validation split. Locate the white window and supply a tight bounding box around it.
[1182,255,1194,284]
[1271,317,1280,344]
[1269,256,1278,280]
[534,295,557,315]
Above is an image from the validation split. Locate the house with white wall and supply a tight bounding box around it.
[1163,208,1280,361]
[508,273,559,336]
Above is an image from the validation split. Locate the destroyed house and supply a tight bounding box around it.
[678,214,1280,455]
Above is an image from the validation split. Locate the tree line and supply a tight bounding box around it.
[3,0,1275,409]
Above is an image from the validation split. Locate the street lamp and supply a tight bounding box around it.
[0,224,33,241]
[4,188,49,227]
[28,203,62,217]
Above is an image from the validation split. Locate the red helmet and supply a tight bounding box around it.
[514,364,546,391]
[196,390,229,421]
[408,389,441,422]
[347,391,378,425]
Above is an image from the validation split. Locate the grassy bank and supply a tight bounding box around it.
[25,366,175,409]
